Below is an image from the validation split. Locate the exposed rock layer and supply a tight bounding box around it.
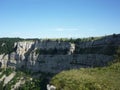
[0,34,120,73]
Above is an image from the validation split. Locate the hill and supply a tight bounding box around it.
[51,62,120,90]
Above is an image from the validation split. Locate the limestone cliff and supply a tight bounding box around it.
[0,34,120,73]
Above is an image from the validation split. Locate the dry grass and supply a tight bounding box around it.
[51,63,120,90]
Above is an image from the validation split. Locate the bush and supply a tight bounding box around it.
[4,68,13,76]
[19,79,41,90]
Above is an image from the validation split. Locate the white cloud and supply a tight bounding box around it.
[56,27,79,32]
[56,28,65,31]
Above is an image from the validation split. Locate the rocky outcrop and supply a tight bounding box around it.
[0,54,8,68]
[0,41,77,73]
[3,72,16,86]
[77,34,120,48]
[27,54,113,73]
[47,84,56,90]
[0,34,120,73]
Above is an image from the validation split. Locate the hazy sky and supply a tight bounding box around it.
[0,0,120,38]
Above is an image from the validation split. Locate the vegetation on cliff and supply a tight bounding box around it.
[0,38,23,54]
[0,68,43,90]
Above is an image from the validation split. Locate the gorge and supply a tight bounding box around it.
[0,34,120,73]
[0,34,120,90]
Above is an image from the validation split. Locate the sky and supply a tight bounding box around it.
[0,0,120,38]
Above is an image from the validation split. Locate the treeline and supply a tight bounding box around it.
[0,38,23,54]
[0,33,119,54]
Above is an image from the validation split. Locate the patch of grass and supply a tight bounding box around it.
[51,62,120,90]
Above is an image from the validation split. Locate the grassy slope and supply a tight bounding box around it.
[51,62,120,90]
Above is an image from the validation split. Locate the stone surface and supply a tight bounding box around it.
[4,72,16,86]
[77,34,120,48]
[11,77,25,90]
[0,75,6,82]
[0,34,120,73]
[47,84,56,90]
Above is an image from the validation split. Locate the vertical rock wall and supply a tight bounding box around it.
[0,34,119,73]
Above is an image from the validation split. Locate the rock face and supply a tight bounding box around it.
[0,34,120,73]
[77,34,120,48]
